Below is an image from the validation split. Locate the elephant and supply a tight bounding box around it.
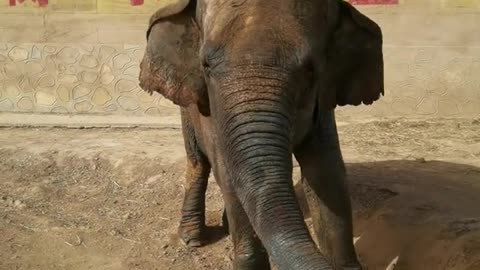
[138,0,384,269]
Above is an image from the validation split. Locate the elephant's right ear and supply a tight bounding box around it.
[139,1,209,114]
[321,1,384,109]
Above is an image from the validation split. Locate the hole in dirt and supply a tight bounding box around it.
[295,160,480,270]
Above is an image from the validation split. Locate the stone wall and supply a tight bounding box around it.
[0,0,479,120]
[0,43,175,115]
[0,0,179,117]
[336,0,480,119]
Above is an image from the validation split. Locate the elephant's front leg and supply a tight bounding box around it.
[178,112,211,247]
[179,156,210,247]
[294,110,361,270]
[222,192,270,270]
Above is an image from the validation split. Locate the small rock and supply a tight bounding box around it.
[416,157,427,163]
[13,200,25,208]
[4,197,14,206]
[146,175,162,185]
[162,243,169,249]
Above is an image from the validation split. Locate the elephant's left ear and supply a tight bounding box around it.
[323,1,384,109]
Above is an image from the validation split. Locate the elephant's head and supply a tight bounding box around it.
[139,0,383,269]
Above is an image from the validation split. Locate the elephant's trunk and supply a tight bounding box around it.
[217,68,332,270]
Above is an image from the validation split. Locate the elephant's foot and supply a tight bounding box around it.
[341,264,362,270]
[327,254,363,270]
[233,250,270,270]
[178,223,204,247]
[338,259,363,270]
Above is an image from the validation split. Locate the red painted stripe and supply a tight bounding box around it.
[130,0,144,6]
[37,0,48,7]
[9,0,48,7]
[349,0,398,4]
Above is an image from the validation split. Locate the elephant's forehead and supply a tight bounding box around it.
[202,0,252,38]
[202,0,304,45]
[203,0,230,37]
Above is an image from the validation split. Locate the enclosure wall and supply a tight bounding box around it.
[0,0,479,120]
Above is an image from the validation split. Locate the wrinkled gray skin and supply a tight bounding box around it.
[139,0,384,269]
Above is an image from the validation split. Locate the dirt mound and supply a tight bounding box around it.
[348,160,480,270]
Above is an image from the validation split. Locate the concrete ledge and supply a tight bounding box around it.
[0,112,182,128]
[2,112,477,129]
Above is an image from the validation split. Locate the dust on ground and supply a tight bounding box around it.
[1,118,480,270]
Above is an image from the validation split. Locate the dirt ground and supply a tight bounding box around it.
[1,117,480,270]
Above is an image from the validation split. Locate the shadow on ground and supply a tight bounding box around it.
[297,160,480,270]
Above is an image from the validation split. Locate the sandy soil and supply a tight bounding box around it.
[1,118,480,270]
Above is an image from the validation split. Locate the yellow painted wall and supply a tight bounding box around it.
[0,0,181,13]
[0,0,479,118]
[441,0,480,9]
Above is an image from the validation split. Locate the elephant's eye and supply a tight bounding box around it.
[202,57,211,77]
[202,57,210,69]
[201,43,225,76]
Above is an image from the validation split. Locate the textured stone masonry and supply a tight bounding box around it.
[0,43,176,116]
[0,0,479,119]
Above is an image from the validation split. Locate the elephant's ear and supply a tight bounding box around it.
[322,1,384,109]
[139,1,209,114]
